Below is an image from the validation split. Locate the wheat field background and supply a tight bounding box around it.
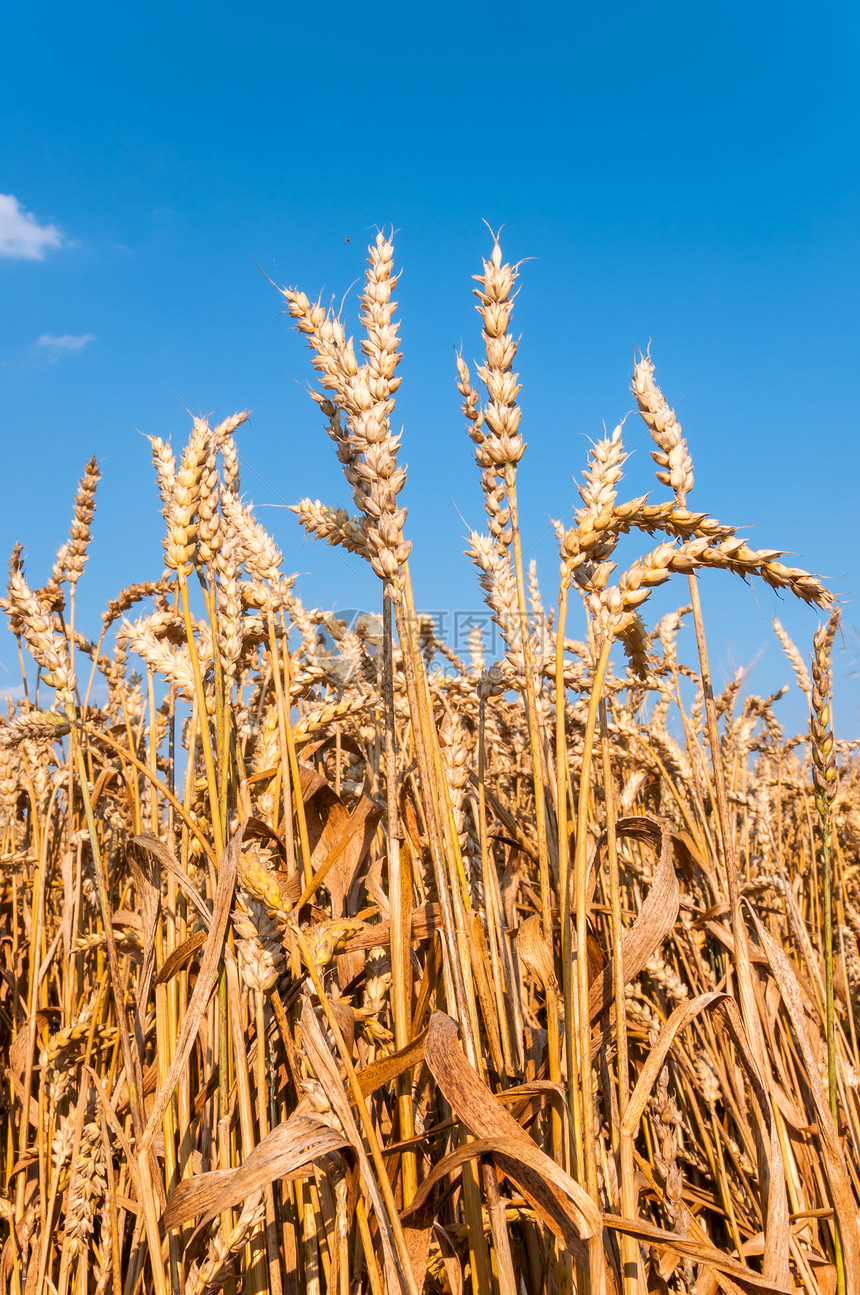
[0,230,858,1295]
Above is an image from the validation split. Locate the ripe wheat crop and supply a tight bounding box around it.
[1,232,858,1295]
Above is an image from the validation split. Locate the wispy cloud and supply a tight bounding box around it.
[36,333,95,356]
[0,193,63,260]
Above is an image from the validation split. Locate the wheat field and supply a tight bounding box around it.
[1,232,857,1295]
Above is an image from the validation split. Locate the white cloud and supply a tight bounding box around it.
[36,333,95,353]
[0,193,63,260]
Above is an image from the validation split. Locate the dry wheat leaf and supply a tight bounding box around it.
[496,1079,568,1138]
[139,828,240,1152]
[603,1216,789,1294]
[130,832,211,926]
[588,817,679,1022]
[8,1011,54,1079]
[6,1068,39,1128]
[83,1063,141,1201]
[399,778,424,855]
[344,903,442,953]
[298,758,329,803]
[303,784,382,913]
[154,928,207,984]
[402,1131,603,1257]
[329,995,356,1057]
[704,919,768,965]
[356,1027,429,1097]
[470,772,538,862]
[162,1113,349,1232]
[400,1196,435,1294]
[423,1012,600,1269]
[126,836,161,1064]
[432,1223,464,1295]
[620,990,789,1289]
[811,1265,839,1295]
[243,814,290,866]
[750,909,860,1292]
[300,998,413,1295]
[59,847,75,963]
[670,828,719,896]
[515,913,555,990]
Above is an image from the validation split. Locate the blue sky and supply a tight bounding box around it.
[2,0,859,735]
